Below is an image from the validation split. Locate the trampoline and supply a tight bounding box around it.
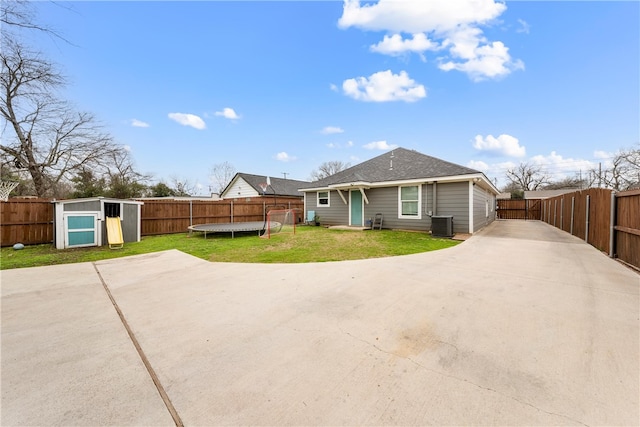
[188,221,280,238]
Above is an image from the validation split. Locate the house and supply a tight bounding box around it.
[299,148,500,234]
[221,173,308,201]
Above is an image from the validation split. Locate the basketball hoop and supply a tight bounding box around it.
[0,181,19,202]
[259,182,268,193]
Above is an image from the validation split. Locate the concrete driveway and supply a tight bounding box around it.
[2,220,638,426]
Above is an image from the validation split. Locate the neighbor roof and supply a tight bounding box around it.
[301,147,480,188]
[222,173,308,197]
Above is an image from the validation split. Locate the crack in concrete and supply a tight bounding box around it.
[340,328,590,427]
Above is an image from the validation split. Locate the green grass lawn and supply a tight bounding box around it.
[0,226,460,270]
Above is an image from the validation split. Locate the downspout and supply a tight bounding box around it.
[469,181,474,233]
[432,182,437,216]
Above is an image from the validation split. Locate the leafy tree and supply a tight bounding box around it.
[71,169,107,198]
[310,160,351,181]
[148,182,177,197]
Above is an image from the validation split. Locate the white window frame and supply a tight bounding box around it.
[317,190,330,207]
[398,184,422,219]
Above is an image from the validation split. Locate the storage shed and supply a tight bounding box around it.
[53,197,143,249]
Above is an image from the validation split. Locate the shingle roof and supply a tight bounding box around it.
[301,147,479,188]
[229,173,308,197]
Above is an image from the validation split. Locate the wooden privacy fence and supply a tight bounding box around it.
[140,198,304,236]
[540,188,639,269]
[0,198,305,246]
[0,199,54,247]
[497,199,542,220]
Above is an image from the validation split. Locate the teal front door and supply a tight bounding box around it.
[350,190,363,226]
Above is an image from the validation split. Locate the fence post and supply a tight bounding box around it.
[609,191,616,257]
[585,195,590,242]
[560,198,564,230]
[553,200,557,227]
[570,197,575,236]
[231,200,234,223]
[189,200,193,227]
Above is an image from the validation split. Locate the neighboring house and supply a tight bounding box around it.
[221,173,307,200]
[524,189,579,199]
[299,147,500,234]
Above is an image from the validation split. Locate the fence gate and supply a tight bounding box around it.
[497,199,542,220]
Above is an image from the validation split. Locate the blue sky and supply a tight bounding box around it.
[32,1,639,193]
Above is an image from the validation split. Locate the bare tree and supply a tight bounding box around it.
[505,162,551,191]
[168,176,198,197]
[590,145,640,190]
[309,160,351,181]
[209,161,236,195]
[0,40,127,197]
[104,150,150,199]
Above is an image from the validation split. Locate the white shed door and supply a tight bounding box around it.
[64,213,99,248]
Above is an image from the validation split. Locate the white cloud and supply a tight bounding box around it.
[130,119,150,128]
[468,160,489,171]
[275,152,296,162]
[338,0,523,81]
[473,134,526,157]
[322,126,344,134]
[516,19,531,34]
[330,83,339,92]
[343,70,426,102]
[594,150,613,160]
[346,140,354,147]
[530,151,597,180]
[370,33,440,60]
[363,140,398,150]
[439,33,524,82]
[215,107,240,120]
[168,113,206,130]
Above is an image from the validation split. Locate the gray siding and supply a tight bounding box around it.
[306,190,348,225]
[63,200,101,212]
[435,182,469,233]
[122,203,139,242]
[364,186,430,232]
[472,185,495,232]
[305,182,473,233]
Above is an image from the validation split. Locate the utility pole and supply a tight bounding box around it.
[598,162,602,188]
[281,172,288,179]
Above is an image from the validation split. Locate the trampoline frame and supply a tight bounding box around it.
[188,221,279,238]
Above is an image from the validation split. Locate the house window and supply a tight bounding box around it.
[317,191,330,207]
[399,185,421,219]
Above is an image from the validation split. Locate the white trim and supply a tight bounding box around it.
[398,184,422,219]
[317,190,330,207]
[336,189,347,205]
[63,212,100,249]
[359,187,369,204]
[301,173,500,195]
[137,203,142,242]
[469,181,474,233]
[55,203,65,249]
[53,197,143,206]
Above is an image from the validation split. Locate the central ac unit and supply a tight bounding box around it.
[431,215,454,237]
